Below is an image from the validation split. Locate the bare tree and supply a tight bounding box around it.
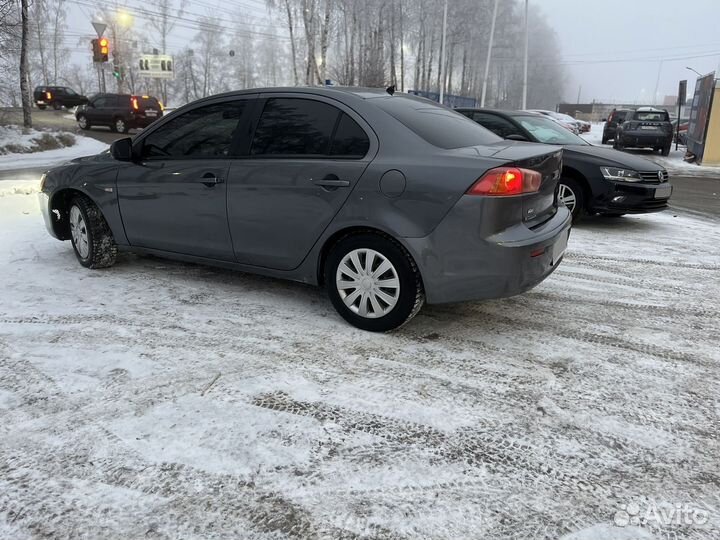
[20,0,32,127]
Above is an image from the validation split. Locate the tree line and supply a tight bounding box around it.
[0,0,565,127]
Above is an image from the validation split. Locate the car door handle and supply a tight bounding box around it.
[197,174,224,187]
[312,178,350,188]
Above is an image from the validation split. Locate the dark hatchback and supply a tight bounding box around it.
[601,108,633,144]
[457,108,673,219]
[75,93,163,134]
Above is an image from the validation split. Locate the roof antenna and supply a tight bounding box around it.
[386,85,395,96]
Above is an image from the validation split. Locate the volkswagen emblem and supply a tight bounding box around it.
[657,171,664,181]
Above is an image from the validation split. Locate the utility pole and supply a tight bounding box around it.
[438,0,448,105]
[522,0,529,109]
[576,85,582,104]
[481,0,499,108]
[653,59,664,106]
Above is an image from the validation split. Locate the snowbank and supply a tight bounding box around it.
[0,127,107,171]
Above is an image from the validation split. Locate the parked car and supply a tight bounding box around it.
[576,119,592,133]
[33,86,88,110]
[672,118,689,145]
[75,93,163,133]
[457,108,673,220]
[40,87,571,331]
[601,108,633,144]
[527,110,581,134]
[614,107,674,155]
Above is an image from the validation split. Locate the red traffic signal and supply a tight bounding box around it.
[92,37,109,62]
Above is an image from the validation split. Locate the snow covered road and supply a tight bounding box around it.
[1,187,719,539]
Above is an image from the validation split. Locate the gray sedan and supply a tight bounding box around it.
[39,87,571,331]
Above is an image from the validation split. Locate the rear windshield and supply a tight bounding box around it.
[610,111,628,120]
[375,96,501,149]
[138,96,160,108]
[633,111,669,122]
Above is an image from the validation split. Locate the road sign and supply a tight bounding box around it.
[138,54,174,79]
[678,80,687,105]
[92,22,107,38]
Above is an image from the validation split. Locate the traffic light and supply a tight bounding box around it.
[99,37,109,62]
[91,38,110,63]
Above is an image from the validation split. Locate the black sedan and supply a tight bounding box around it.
[457,108,673,220]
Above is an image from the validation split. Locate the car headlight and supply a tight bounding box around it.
[600,167,642,182]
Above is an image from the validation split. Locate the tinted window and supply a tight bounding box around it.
[516,115,588,146]
[141,101,246,159]
[376,96,501,149]
[472,113,523,138]
[330,113,370,157]
[633,110,670,122]
[92,96,110,108]
[251,98,339,156]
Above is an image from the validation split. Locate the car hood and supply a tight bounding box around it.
[563,144,663,171]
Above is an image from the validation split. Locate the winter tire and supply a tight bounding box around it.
[77,114,90,130]
[37,105,47,110]
[113,118,128,133]
[661,144,671,156]
[69,196,117,269]
[52,102,62,111]
[325,233,424,332]
[558,178,584,221]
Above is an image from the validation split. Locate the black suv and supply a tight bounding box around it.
[75,94,163,133]
[614,107,673,156]
[601,108,633,144]
[33,86,88,110]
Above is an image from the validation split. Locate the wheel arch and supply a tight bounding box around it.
[49,188,97,240]
[561,166,592,211]
[316,225,424,289]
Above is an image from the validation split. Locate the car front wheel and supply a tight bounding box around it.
[113,118,128,133]
[325,233,424,332]
[77,114,90,130]
[558,178,584,221]
[68,196,117,269]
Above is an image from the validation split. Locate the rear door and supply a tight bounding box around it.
[116,98,251,260]
[226,94,375,270]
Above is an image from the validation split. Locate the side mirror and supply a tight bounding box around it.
[506,134,529,142]
[110,137,133,161]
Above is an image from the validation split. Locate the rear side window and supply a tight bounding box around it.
[472,113,523,138]
[251,98,338,157]
[330,113,369,157]
[633,111,670,122]
[141,101,246,159]
[376,97,501,149]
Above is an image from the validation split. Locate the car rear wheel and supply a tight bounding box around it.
[37,105,47,110]
[601,135,609,144]
[113,118,128,133]
[661,144,671,156]
[77,114,90,130]
[68,196,117,269]
[558,178,584,221]
[52,102,62,110]
[325,233,424,332]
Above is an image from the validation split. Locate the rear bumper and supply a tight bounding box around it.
[404,198,572,305]
[590,181,672,214]
[131,115,162,128]
[619,131,671,148]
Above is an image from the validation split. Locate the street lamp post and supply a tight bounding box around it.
[522,0,529,109]
[686,66,703,78]
[438,0,448,105]
[480,0,500,108]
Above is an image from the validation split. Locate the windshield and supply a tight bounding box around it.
[516,115,588,145]
[376,96,501,149]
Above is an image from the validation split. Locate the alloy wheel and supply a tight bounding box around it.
[335,248,400,319]
[69,205,90,259]
[116,119,126,132]
[78,116,87,128]
[558,183,577,212]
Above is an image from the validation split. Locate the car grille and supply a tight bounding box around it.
[638,170,669,183]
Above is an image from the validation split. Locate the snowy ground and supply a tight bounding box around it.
[581,123,720,177]
[1,184,719,540]
[0,129,107,171]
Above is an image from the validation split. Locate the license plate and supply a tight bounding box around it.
[37,101,45,104]
[145,110,157,117]
[655,185,672,199]
[641,126,658,130]
[552,231,569,265]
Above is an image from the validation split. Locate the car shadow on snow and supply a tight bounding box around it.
[572,214,672,232]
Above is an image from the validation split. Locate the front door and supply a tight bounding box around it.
[116,98,251,261]
[227,95,374,270]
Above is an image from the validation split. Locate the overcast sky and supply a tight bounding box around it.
[66,0,720,106]
[536,0,720,104]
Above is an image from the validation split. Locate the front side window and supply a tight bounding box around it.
[141,101,246,159]
[251,98,339,157]
[92,96,109,108]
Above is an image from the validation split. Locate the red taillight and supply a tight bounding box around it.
[46,91,52,100]
[131,97,139,110]
[466,167,542,196]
